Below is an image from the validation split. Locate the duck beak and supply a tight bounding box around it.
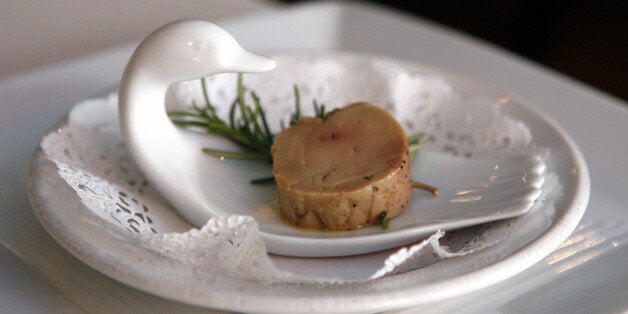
[230,50,276,73]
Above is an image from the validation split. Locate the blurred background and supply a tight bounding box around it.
[284,0,627,100]
[1,1,625,100]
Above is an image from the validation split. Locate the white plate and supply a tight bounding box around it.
[28,54,589,313]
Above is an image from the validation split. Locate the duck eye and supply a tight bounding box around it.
[187,39,208,52]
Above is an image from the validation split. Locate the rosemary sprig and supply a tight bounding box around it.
[408,132,426,161]
[412,181,439,196]
[168,74,328,184]
[406,133,439,195]
[313,99,326,119]
[249,176,276,185]
[281,83,325,129]
[378,211,390,229]
[289,84,302,125]
[169,75,275,162]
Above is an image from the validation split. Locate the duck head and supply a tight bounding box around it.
[124,20,275,83]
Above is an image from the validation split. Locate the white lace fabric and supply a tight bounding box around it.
[40,54,559,284]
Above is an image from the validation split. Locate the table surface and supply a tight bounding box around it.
[1,1,627,313]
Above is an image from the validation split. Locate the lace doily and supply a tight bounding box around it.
[40,54,560,284]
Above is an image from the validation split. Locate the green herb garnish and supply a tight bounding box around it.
[169,74,325,164]
[249,176,276,185]
[378,211,390,229]
[408,132,426,161]
[169,75,274,162]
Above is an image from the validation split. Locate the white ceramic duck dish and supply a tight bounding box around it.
[119,21,547,257]
[119,20,275,226]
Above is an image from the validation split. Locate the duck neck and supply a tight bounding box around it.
[118,69,179,167]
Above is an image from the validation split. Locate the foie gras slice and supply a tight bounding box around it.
[271,102,413,231]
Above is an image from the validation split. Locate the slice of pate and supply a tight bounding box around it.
[271,102,413,230]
